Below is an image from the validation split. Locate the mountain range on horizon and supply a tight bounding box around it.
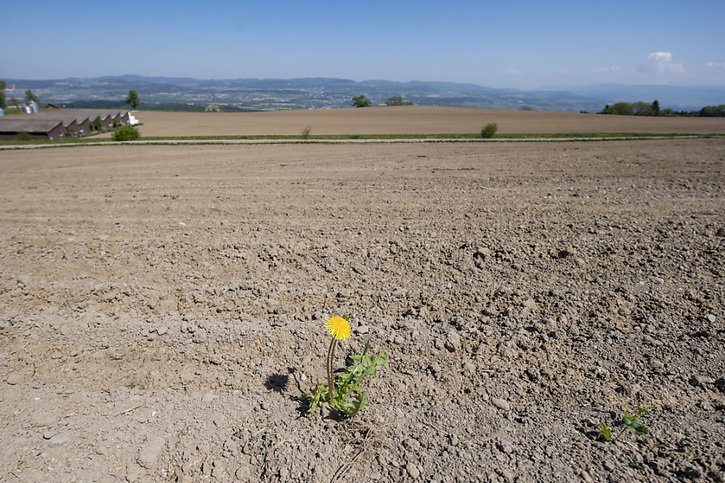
[5,75,725,113]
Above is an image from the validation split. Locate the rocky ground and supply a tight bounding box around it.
[0,140,723,482]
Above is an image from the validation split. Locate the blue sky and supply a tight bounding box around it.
[2,0,724,87]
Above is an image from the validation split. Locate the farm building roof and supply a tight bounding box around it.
[1,109,134,138]
[0,118,64,133]
[32,109,129,123]
[29,113,81,126]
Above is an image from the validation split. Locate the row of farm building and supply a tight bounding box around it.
[0,109,140,140]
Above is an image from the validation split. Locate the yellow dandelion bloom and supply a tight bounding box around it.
[325,316,351,341]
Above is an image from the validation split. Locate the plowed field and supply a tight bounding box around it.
[1,139,723,481]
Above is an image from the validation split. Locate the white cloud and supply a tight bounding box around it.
[502,67,522,76]
[705,61,725,70]
[648,51,672,64]
[647,51,684,73]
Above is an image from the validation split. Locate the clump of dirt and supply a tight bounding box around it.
[0,140,723,482]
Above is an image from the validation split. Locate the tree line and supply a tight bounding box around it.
[351,95,413,108]
[600,99,725,117]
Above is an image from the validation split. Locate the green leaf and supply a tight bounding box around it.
[623,418,648,436]
[303,381,330,417]
[597,421,613,442]
[351,392,368,415]
[310,347,388,418]
[621,404,648,436]
[618,404,649,436]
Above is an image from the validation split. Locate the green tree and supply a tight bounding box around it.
[633,101,653,116]
[385,95,403,106]
[352,95,371,108]
[0,80,6,109]
[601,100,669,117]
[480,123,498,138]
[125,89,141,109]
[600,102,634,115]
[699,105,725,117]
[385,95,412,106]
[25,89,39,104]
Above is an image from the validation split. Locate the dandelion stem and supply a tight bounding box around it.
[326,337,337,402]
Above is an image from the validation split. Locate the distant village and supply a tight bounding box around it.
[0,84,139,141]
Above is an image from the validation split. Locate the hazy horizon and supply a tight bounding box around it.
[4,74,725,92]
[2,1,724,89]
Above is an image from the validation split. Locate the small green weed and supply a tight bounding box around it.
[597,403,649,442]
[112,125,140,141]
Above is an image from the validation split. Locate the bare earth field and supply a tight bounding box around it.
[0,139,723,482]
[134,106,725,137]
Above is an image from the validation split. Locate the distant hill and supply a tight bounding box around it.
[5,76,724,112]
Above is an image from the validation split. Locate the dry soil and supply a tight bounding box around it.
[133,106,725,137]
[0,139,723,482]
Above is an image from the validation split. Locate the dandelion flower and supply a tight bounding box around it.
[325,316,351,341]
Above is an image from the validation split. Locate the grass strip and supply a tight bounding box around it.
[1,132,722,149]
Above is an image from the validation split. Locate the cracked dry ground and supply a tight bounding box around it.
[0,140,723,482]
